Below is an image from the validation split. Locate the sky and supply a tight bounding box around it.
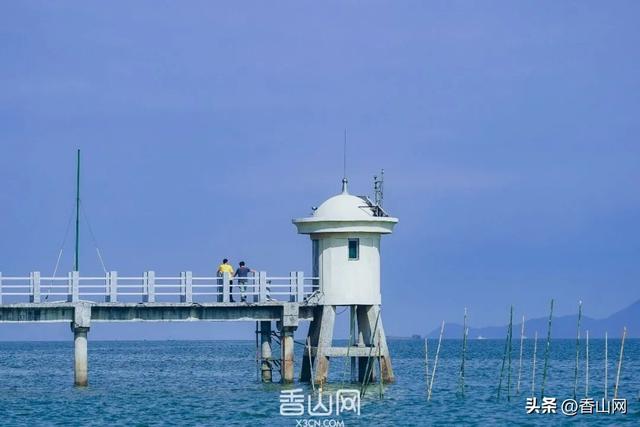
[1,1,639,340]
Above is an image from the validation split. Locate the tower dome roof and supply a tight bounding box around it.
[292,181,398,235]
[313,193,376,220]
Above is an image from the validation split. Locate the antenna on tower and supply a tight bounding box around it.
[374,169,384,208]
[343,129,347,180]
[341,129,348,193]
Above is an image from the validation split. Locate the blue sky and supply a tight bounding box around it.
[1,1,639,339]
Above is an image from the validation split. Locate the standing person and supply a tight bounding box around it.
[217,258,235,302]
[234,261,256,302]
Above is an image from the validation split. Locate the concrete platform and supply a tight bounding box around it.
[0,301,314,324]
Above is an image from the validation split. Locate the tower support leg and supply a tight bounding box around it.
[260,321,272,382]
[357,305,394,383]
[314,305,336,385]
[301,306,322,382]
[357,305,374,384]
[350,305,357,382]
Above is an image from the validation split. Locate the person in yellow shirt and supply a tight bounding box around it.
[217,258,235,302]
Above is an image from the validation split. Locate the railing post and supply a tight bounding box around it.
[144,271,155,303]
[180,271,193,303]
[142,272,148,302]
[30,271,41,303]
[180,272,186,302]
[296,271,305,302]
[252,273,258,303]
[259,271,268,302]
[67,272,72,302]
[68,271,79,302]
[289,271,296,303]
[107,271,118,302]
[216,274,223,303]
[186,271,193,303]
[223,272,230,303]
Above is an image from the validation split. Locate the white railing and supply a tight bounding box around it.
[0,271,319,304]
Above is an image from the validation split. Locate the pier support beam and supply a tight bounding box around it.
[281,326,296,383]
[280,303,299,383]
[74,327,89,387]
[72,302,91,387]
[260,321,272,382]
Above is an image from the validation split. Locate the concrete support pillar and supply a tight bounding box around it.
[280,302,299,383]
[281,326,296,383]
[72,302,92,387]
[74,327,89,387]
[260,321,272,382]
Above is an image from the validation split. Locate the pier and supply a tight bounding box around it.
[0,271,317,386]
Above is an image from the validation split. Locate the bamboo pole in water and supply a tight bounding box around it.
[573,300,582,399]
[585,330,589,397]
[516,315,525,395]
[540,299,554,399]
[604,331,608,400]
[531,331,538,397]
[378,330,383,399]
[497,309,510,401]
[516,316,524,394]
[459,307,468,397]
[507,306,513,401]
[255,322,260,382]
[307,336,315,393]
[614,326,627,399]
[427,321,445,401]
[424,337,429,392]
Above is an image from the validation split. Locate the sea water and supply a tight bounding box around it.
[0,339,637,426]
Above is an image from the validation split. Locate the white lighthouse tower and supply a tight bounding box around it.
[294,177,397,384]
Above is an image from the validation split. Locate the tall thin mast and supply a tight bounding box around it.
[74,149,80,272]
[343,128,346,180]
[341,129,348,193]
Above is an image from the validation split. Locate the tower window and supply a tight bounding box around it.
[312,239,320,290]
[348,238,359,260]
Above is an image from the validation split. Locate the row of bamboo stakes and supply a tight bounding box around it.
[425,300,629,402]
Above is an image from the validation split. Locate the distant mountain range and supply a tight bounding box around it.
[427,299,639,339]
